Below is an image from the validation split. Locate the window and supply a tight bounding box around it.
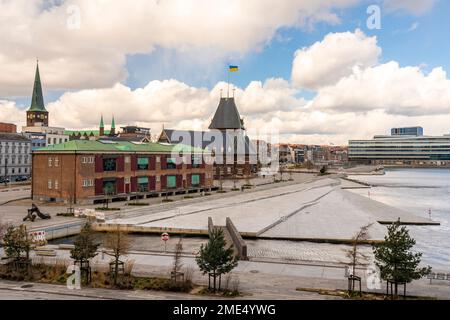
[156,175,160,182]
[156,156,161,163]
[48,157,53,167]
[82,179,93,187]
[103,158,117,171]
[125,156,130,164]
[54,158,59,167]
[167,175,176,189]
[191,174,200,186]
[48,179,52,189]
[137,157,149,170]
[81,156,94,164]
[192,155,202,168]
[137,177,149,192]
[167,157,176,169]
[125,177,130,184]
[54,180,59,190]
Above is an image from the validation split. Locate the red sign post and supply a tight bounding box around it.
[161,232,169,252]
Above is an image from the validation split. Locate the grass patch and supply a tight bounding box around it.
[217,190,227,194]
[230,188,240,191]
[95,207,121,211]
[56,212,75,217]
[162,199,174,203]
[0,262,194,293]
[133,277,193,293]
[203,193,212,196]
[197,287,241,297]
[127,202,149,206]
[296,287,437,300]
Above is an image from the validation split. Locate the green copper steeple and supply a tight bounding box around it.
[100,114,104,128]
[29,61,46,112]
[111,115,115,129]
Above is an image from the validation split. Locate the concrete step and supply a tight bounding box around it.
[35,250,57,257]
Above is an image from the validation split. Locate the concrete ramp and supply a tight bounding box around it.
[208,217,248,260]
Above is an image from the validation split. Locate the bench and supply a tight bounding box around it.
[427,272,450,284]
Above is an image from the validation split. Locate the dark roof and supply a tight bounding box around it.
[160,129,257,155]
[28,62,47,112]
[209,97,244,130]
[0,133,31,142]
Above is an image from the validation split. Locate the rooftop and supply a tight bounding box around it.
[209,97,244,130]
[33,140,205,153]
[0,133,31,142]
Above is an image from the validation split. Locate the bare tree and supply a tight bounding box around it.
[171,238,184,283]
[0,219,8,241]
[67,182,75,215]
[103,226,133,286]
[345,223,372,294]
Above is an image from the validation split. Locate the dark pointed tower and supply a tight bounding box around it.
[110,115,116,136]
[26,61,49,127]
[99,114,105,136]
[208,97,244,131]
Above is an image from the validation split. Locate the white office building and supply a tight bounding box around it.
[0,133,32,180]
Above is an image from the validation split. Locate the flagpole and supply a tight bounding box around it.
[227,66,230,98]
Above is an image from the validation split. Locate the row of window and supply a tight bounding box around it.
[82,179,94,187]
[103,155,202,172]
[0,167,29,175]
[81,156,95,164]
[0,141,29,146]
[48,179,59,190]
[48,137,68,145]
[0,155,30,165]
[48,157,60,167]
[0,146,30,154]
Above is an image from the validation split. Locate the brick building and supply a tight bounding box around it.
[32,140,214,204]
[0,122,17,133]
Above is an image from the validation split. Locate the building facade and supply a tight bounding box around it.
[349,127,450,166]
[0,133,32,181]
[0,122,17,133]
[22,125,69,150]
[32,140,214,204]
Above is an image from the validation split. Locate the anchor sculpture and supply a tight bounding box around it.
[23,203,51,222]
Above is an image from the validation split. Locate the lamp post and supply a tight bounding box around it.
[3,156,7,186]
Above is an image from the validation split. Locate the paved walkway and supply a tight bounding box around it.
[3,248,448,300]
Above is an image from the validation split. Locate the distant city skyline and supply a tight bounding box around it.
[1,0,450,145]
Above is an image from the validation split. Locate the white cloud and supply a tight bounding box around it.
[0,0,359,96]
[291,29,381,90]
[2,28,450,146]
[312,62,450,116]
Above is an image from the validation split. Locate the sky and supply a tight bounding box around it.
[1,0,450,145]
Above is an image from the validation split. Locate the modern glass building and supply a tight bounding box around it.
[349,128,450,166]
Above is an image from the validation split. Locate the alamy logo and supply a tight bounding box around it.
[66,265,81,290]
[366,264,382,289]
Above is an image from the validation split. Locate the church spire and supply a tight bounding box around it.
[110,115,116,135]
[29,60,46,112]
[99,114,105,136]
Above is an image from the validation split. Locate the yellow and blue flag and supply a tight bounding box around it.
[229,65,238,72]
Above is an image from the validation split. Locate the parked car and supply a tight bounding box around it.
[15,176,29,182]
[0,177,10,184]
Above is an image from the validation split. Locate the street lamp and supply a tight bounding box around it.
[3,156,8,186]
